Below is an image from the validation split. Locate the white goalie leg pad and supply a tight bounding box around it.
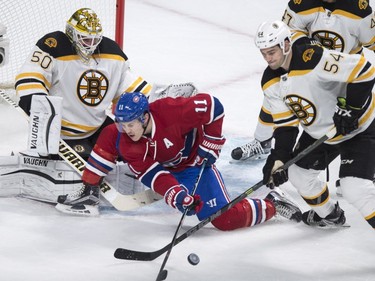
[0,154,82,202]
[340,177,375,218]
[27,95,62,156]
[148,82,198,102]
[288,164,335,217]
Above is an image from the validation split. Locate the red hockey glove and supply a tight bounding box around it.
[164,186,203,216]
[333,97,362,136]
[197,135,226,165]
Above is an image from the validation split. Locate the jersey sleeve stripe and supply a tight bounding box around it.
[348,56,367,82]
[262,77,280,91]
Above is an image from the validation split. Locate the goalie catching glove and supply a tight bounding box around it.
[164,185,203,216]
[196,134,226,166]
[333,97,363,136]
[263,149,290,189]
[148,82,198,102]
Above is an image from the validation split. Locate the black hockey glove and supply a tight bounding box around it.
[333,97,362,136]
[262,149,290,189]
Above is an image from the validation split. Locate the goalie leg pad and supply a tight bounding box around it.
[27,95,62,156]
[0,154,82,202]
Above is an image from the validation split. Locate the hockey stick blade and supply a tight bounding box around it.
[114,180,263,261]
[114,129,335,261]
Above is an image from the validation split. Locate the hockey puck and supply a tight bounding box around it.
[187,253,200,265]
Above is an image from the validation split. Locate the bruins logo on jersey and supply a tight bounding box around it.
[312,30,345,52]
[359,0,368,10]
[77,70,109,106]
[44,37,57,48]
[302,48,315,62]
[285,95,316,126]
[293,0,302,4]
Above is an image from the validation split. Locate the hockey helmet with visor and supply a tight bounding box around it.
[115,92,149,132]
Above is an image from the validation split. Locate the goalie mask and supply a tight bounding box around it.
[66,8,103,62]
[255,20,291,55]
[115,92,149,132]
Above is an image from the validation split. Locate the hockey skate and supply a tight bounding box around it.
[231,138,271,162]
[55,184,100,216]
[265,190,302,222]
[302,202,347,228]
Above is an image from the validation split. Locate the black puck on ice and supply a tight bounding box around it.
[187,253,200,265]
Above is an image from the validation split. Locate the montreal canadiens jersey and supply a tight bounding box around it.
[15,31,152,139]
[85,94,224,195]
[262,43,375,144]
[283,0,375,54]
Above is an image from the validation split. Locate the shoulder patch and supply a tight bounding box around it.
[291,44,323,72]
[288,0,321,13]
[302,48,315,62]
[36,31,75,58]
[335,0,372,18]
[44,37,58,48]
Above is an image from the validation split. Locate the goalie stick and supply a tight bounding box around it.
[0,91,162,211]
[114,128,337,260]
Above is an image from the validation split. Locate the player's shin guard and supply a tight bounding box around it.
[289,164,336,218]
[211,198,275,231]
[340,177,375,229]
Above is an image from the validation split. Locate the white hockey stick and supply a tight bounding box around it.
[0,90,162,211]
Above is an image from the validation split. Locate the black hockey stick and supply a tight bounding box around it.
[155,160,207,281]
[114,128,337,261]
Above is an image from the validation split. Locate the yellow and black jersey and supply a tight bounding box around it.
[283,0,375,54]
[264,43,375,144]
[36,31,129,61]
[15,31,152,139]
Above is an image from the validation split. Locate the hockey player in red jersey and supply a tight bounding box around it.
[65,92,303,229]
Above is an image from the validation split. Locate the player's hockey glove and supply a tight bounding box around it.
[164,185,203,216]
[333,97,363,136]
[197,134,226,166]
[263,149,290,189]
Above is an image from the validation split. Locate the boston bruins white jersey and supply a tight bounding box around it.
[282,0,375,54]
[262,44,375,144]
[15,31,152,139]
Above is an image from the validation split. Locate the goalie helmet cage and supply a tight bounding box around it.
[0,0,125,89]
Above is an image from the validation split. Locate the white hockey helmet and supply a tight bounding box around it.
[66,8,103,61]
[255,20,291,54]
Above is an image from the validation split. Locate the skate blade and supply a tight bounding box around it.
[55,203,99,216]
[229,155,268,164]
